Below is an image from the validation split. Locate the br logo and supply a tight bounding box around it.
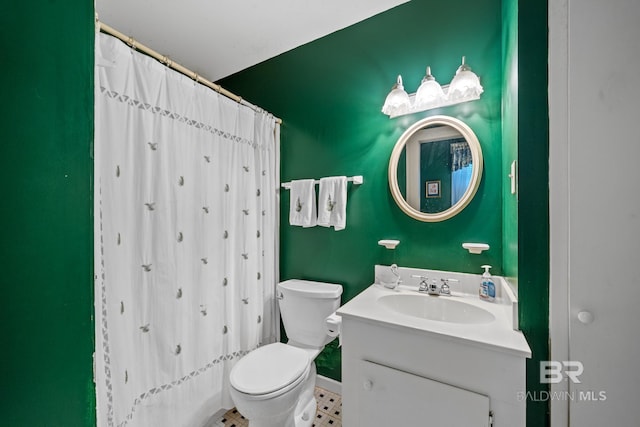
[540,361,584,384]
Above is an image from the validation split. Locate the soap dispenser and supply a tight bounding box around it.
[480,265,496,302]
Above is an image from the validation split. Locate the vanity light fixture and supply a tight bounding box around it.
[381,56,484,118]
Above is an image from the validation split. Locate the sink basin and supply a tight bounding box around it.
[378,294,495,324]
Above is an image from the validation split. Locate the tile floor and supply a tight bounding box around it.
[219,386,342,427]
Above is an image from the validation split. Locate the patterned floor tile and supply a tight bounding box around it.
[220,386,342,427]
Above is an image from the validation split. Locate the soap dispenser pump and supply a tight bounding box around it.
[480,265,495,302]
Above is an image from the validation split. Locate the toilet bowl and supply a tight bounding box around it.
[229,343,318,427]
[229,280,342,427]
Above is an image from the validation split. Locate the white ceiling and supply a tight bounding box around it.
[96,0,409,82]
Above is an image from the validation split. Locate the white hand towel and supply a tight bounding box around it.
[289,179,317,227]
[317,176,347,230]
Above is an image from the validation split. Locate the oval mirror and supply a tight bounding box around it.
[388,115,483,222]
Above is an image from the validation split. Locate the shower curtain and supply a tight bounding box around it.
[94,33,279,427]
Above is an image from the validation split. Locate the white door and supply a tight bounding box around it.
[550,0,640,425]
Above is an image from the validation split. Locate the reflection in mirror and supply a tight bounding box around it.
[398,125,473,213]
[388,115,483,222]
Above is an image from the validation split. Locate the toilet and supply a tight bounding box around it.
[229,279,343,427]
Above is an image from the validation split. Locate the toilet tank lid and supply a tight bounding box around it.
[278,279,343,299]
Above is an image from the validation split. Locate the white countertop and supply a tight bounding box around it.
[337,283,532,358]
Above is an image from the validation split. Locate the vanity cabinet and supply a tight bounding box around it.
[338,270,530,427]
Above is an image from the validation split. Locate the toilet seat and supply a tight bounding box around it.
[230,343,311,398]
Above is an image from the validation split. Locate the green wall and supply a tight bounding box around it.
[220,0,504,377]
[502,1,551,424]
[517,0,551,425]
[502,0,519,284]
[0,2,95,426]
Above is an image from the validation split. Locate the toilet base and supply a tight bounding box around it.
[293,395,316,427]
[292,364,317,427]
[239,363,318,427]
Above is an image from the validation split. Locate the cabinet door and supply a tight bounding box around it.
[358,360,490,427]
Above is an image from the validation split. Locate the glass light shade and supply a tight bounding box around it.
[415,66,446,109]
[382,75,411,116]
[448,57,484,102]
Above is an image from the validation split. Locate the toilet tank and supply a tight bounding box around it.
[278,279,343,349]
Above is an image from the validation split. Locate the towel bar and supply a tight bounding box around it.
[281,175,363,189]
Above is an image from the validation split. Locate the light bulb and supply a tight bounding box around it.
[415,66,446,109]
[382,75,411,116]
[448,56,483,102]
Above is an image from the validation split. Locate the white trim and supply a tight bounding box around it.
[549,0,570,424]
[315,375,342,395]
[274,123,281,343]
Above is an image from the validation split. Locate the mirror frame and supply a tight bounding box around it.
[388,115,483,222]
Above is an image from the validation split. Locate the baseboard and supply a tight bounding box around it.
[315,375,342,395]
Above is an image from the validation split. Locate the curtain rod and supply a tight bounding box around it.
[96,19,282,125]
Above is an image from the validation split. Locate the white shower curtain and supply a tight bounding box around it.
[94,32,279,427]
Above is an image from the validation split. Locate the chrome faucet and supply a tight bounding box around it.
[427,279,440,295]
[413,275,459,296]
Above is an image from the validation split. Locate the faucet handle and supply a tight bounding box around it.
[439,278,458,295]
[415,276,429,292]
